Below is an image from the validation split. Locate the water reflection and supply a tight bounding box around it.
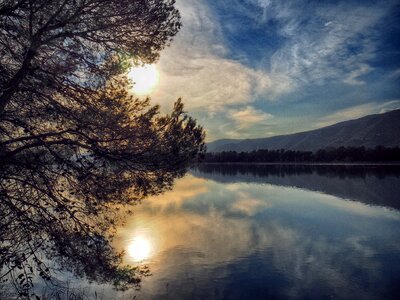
[3,164,398,298]
[193,164,400,210]
[127,236,152,262]
[113,165,400,299]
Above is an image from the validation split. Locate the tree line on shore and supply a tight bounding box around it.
[203,146,400,163]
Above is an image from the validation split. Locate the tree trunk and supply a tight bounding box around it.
[0,43,38,115]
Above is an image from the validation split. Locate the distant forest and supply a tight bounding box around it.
[203,146,400,163]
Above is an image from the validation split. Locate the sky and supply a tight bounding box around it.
[145,0,400,142]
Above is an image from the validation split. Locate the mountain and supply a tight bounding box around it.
[207,109,400,152]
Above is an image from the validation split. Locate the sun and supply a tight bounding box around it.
[128,64,159,95]
[127,236,152,262]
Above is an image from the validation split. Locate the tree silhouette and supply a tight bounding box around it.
[204,147,400,163]
[0,0,181,114]
[0,0,205,298]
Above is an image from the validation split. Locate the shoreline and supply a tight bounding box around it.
[198,162,400,166]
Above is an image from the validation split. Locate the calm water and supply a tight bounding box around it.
[13,164,398,299]
[108,164,400,299]
[19,164,393,299]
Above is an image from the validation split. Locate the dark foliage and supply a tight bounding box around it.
[0,0,205,298]
[0,0,181,114]
[204,146,400,163]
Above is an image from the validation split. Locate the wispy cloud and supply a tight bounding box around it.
[151,0,302,113]
[389,68,400,78]
[343,64,373,85]
[317,100,400,127]
[267,1,391,87]
[152,0,280,113]
[145,0,399,140]
[229,106,273,128]
[214,106,276,139]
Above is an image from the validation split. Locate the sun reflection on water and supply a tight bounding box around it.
[127,236,152,262]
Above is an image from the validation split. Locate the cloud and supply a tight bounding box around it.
[343,64,373,85]
[389,68,400,78]
[229,106,273,128]
[146,0,399,140]
[244,1,395,87]
[151,0,252,111]
[151,0,295,114]
[378,100,400,113]
[317,100,400,127]
[155,57,268,112]
[206,106,275,139]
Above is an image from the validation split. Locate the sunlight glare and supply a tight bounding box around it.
[128,64,159,95]
[127,236,152,262]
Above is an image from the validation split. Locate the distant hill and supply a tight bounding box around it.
[207,109,400,152]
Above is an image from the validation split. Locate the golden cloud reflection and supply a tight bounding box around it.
[112,173,400,299]
[115,176,276,271]
[116,175,400,269]
[115,175,210,265]
[144,175,209,210]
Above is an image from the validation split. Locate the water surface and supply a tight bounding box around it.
[110,164,400,299]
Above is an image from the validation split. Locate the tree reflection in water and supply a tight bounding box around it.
[0,92,204,299]
[0,194,148,298]
[0,162,196,298]
[193,164,400,210]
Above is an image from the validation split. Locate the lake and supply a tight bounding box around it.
[108,164,400,299]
